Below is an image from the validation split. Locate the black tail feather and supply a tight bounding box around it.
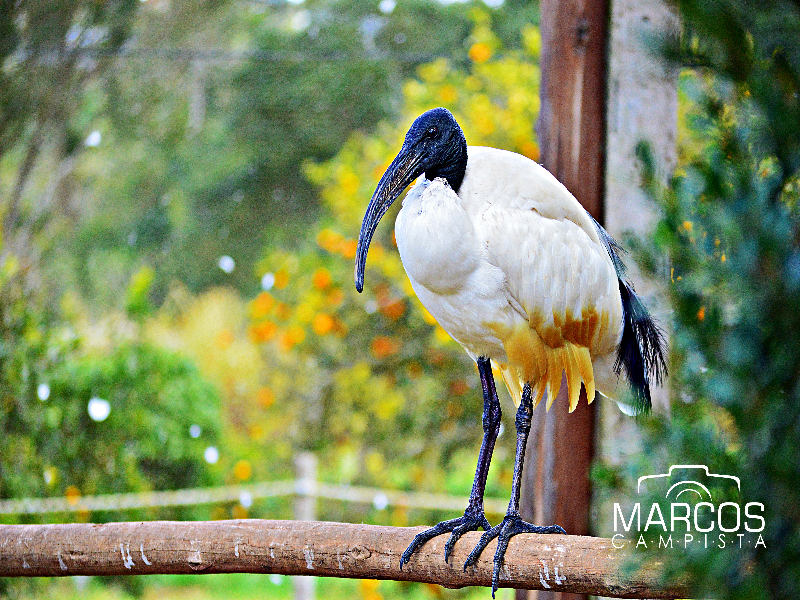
[589,212,668,413]
[614,280,668,413]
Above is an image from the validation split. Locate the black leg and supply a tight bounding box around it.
[400,356,501,569]
[463,383,566,598]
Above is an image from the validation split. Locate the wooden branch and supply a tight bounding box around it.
[0,520,686,598]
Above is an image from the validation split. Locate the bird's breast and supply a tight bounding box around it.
[395,179,479,295]
[395,179,512,359]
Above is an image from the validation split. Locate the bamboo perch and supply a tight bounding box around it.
[0,520,686,598]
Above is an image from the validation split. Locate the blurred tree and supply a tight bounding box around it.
[0,0,139,253]
[43,0,541,309]
[0,0,226,553]
[598,0,800,597]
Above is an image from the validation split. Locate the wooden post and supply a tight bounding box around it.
[293,452,318,600]
[523,0,609,599]
[0,520,687,598]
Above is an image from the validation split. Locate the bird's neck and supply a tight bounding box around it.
[425,135,468,193]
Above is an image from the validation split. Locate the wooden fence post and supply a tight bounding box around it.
[293,452,318,600]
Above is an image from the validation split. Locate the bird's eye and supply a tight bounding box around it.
[426,126,439,138]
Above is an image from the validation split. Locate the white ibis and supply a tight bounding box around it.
[355,107,666,596]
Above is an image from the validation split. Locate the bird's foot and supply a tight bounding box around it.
[399,508,491,569]
[463,513,566,598]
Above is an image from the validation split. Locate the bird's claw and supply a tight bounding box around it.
[463,514,566,598]
[399,509,491,570]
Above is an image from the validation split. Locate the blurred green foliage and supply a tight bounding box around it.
[0,259,222,520]
[18,0,541,302]
[598,0,800,597]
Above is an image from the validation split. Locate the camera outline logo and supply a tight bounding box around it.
[612,464,764,551]
[637,464,740,501]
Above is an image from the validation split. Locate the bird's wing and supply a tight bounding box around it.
[462,147,623,412]
[461,147,604,245]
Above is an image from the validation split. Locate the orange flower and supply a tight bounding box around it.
[380,299,406,321]
[274,302,292,320]
[65,485,81,505]
[449,379,469,396]
[312,268,332,289]
[360,579,383,600]
[341,239,357,259]
[250,321,277,343]
[424,583,444,598]
[446,400,464,418]
[406,362,423,380]
[520,141,540,161]
[317,229,345,253]
[469,42,492,63]
[252,291,275,318]
[326,288,345,308]
[312,313,335,335]
[697,306,706,321]
[257,387,275,407]
[279,325,306,351]
[371,336,400,359]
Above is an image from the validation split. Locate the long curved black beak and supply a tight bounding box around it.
[355,145,424,292]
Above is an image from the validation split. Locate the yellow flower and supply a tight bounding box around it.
[216,329,234,349]
[520,141,540,161]
[438,84,458,104]
[434,326,452,344]
[274,269,289,289]
[233,460,252,481]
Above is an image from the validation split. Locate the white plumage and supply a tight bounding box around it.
[396,146,625,411]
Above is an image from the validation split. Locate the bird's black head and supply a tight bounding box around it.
[401,107,468,192]
[355,107,467,292]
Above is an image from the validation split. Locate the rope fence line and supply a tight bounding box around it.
[0,480,509,517]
